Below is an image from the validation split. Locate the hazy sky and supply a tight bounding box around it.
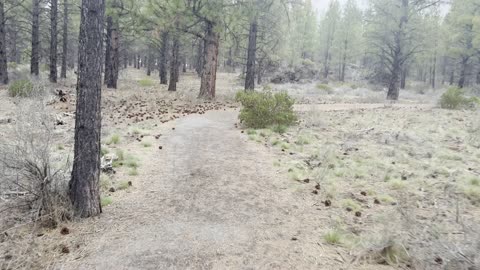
[311,0,450,16]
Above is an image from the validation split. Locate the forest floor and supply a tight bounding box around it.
[1,69,480,269]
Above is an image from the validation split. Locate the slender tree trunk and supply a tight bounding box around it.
[198,22,219,99]
[257,59,263,85]
[245,19,257,91]
[340,39,348,82]
[60,0,68,79]
[449,70,454,85]
[30,0,40,76]
[104,17,118,89]
[0,0,8,84]
[458,56,469,88]
[195,39,203,76]
[168,34,179,91]
[104,17,112,85]
[159,31,169,84]
[136,55,140,69]
[70,0,105,218]
[400,66,407,89]
[146,49,152,76]
[431,50,437,89]
[49,0,58,82]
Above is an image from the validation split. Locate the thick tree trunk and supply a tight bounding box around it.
[244,19,257,91]
[0,0,8,84]
[387,58,401,100]
[49,0,58,82]
[159,31,169,84]
[70,0,105,218]
[168,34,179,91]
[458,57,468,88]
[60,0,68,79]
[198,22,219,99]
[30,0,40,76]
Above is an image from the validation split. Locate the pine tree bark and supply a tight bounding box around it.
[195,39,203,77]
[458,56,469,88]
[431,50,436,89]
[340,39,348,82]
[60,0,68,79]
[159,31,169,84]
[104,17,119,89]
[244,19,257,91]
[0,0,8,84]
[49,0,58,82]
[168,34,179,91]
[198,22,219,99]
[30,0,40,76]
[69,0,105,218]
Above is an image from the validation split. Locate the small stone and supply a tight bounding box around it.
[60,227,70,235]
[109,187,116,192]
[159,146,163,150]
[60,245,70,254]
[346,207,353,212]
[374,198,380,204]
[315,183,321,190]
[291,237,298,241]
[360,191,367,196]
[355,211,362,217]
[303,178,310,183]
[434,257,443,264]
[312,190,318,195]
[324,200,331,207]
[128,181,132,186]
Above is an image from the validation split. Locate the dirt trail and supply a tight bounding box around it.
[60,105,402,270]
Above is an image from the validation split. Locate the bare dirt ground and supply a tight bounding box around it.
[1,69,479,269]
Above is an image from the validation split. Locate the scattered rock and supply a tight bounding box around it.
[374,198,380,204]
[315,183,321,190]
[159,146,163,150]
[312,190,318,195]
[109,187,116,192]
[303,178,310,183]
[324,200,331,207]
[291,237,298,241]
[346,207,353,212]
[128,181,132,186]
[355,211,362,217]
[360,191,367,196]
[434,257,443,264]
[60,227,70,235]
[60,245,70,254]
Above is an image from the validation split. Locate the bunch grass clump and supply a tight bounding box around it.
[236,91,297,129]
[8,79,34,97]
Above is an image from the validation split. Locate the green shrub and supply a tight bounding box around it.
[316,83,334,93]
[139,78,154,87]
[236,91,297,129]
[101,196,113,207]
[271,124,288,134]
[8,79,34,97]
[439,87,477,109]
[8,62,17,70]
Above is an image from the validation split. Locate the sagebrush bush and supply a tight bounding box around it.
[235,91,297,129]
[439,87,478,109]
[8,79,34,97]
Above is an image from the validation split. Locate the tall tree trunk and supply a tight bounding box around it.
[70,0,105,218]
[387,57,401,100]
[146,49,152,76]
[136,55,140,69]
[244,19,257,91]
[104,17,118,89]
[431,50,437,89]
[60,0,68,79]
[0,0,8,84]
[198,22,219,99]
[400,66,407,89]
[168,34,179,91]
[30,0,40,76]
[49,0,58,82]
[340,39,348,82]
[257,58,263,85]
[195,39,203,76]
[458,56,469,88]
[449,70,454,85]
[159,31,169,84]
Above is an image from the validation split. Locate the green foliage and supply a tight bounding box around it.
[101,196,113,207]
[324,229,342,245]
[138,78,154,87]
[107,134,121,145]
[8,79,34,97]
[316,83,333,93]
[271,124,288,134]
[117,181,131,190]
[128,168,138,176]
[235,91,297,129]
[8,62,17,70]
[439,87,477,109]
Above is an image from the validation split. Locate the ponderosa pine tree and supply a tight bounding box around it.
[69,0,105,218]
